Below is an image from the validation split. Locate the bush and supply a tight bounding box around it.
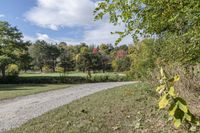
[6,64,19,77]
[55,66,64,73]
[0,75,131,84]
[42,65,51,73]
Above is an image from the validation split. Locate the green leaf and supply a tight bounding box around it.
[159,94,169,109]
[184,113,192,122]
[169,103,178,116]
[176,98,188,113]
[174,118,182,128]
[168,86,176,97]
[173,108,185,128]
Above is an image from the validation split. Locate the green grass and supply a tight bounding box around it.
[9,83,190,133]
[0,84,71,100]
[20,71,126,78]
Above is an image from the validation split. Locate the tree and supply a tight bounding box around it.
[58,44,75,72]
[128,39,156,78]
[94,0,200,44]
[0,21,24,78]
[18,41,32,72]
[29,40,48,72]
[75,47,96,77]
[45,44,60,72]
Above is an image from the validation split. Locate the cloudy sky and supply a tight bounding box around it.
[0,0,132,45]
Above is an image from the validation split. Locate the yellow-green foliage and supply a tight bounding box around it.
[42,65,51,73]
[6,64,19,76]
[157,67,199,128]
[55,66,64,73]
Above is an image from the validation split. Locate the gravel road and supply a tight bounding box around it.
[0,82,135,132]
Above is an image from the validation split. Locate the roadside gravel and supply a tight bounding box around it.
[0,82,135,132]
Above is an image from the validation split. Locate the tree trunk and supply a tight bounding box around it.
[52,59,56,72]
[103,69,105,73]
[40,66,43,72]
[1,66,6,79]
[64,66,67,73]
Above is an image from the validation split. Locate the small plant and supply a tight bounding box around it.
[157,67,199,128]
[6,64,19,77]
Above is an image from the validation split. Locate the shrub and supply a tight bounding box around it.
[6,64,19,77]
[42,65,51,73]
[0,75,131,84]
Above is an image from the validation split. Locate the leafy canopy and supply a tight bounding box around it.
[94,0,200,44]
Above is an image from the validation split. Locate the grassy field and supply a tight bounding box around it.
[0,84,71,100]
[20,72,126,77]
[9,83,191,133]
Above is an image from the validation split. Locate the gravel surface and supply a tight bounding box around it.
[0,82,135,132]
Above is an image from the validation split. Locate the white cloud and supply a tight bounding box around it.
[36,33,51,41]
[0,14,5,18]
[25,0,134,44]
[23,33,55,43]
[23,35,36,42]
[23,33,81,45]
[25,0,95,30]
[83,22,133,45]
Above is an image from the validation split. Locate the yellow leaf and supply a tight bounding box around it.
[177,99,188,113]
[184,113,192,122]
[169,103,178,116]
[169,86,176,97]
[159,94,169,109]
[174,75,180,81]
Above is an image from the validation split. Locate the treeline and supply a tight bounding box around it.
[0,21,130,79]
[28,41,131,76]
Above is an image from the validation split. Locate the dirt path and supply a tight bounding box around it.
[0,82,135,132]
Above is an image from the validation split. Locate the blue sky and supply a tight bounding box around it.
[0,0,132,44]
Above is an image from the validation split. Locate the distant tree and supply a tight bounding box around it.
[45,44,60,72]
[100,54,112,72]
[112,57,130,72]
[76,47,95,77]
[99,43,114,55]
[58,44,75,72]
[18,41,32,72]
[116,49,127,59]
[0,21,25,78]
[29,40,48,72]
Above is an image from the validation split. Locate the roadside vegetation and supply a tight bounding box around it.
[9,83,198,133]
[94,0,200,130]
